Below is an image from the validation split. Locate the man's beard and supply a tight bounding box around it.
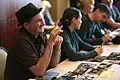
[39,27,44,33]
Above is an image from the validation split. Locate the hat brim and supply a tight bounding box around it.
[17,8,42,26]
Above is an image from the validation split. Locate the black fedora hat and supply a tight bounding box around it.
[15,3,42,26]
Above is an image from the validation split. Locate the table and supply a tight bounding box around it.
[47,44,120,80]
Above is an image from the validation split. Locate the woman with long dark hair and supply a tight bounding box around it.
[60,7,103,61]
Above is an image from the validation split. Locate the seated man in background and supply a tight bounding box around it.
[60,7,102,62]
[76,3,112,45]
[100,0,120,44]
[4,3,63,80]
[100,0,120,30]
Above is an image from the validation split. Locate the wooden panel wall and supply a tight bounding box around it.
[0,0,41,50]
[49,0,70,21]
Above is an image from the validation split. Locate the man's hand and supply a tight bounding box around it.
[54,36,63,51]
[48,24,63,45]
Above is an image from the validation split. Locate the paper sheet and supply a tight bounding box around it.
[97,70,114,80]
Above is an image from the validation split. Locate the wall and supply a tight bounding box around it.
[49,0,70,21]
[0,0,41,50]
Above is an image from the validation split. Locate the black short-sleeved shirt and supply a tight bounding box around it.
[4,28,47,80]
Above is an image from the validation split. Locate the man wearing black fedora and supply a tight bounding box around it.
[4,3,63,80]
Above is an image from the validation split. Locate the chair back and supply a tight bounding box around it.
[0,47,7,80]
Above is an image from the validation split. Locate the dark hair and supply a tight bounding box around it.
[93,3,111,17]
[60,7,81,30]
